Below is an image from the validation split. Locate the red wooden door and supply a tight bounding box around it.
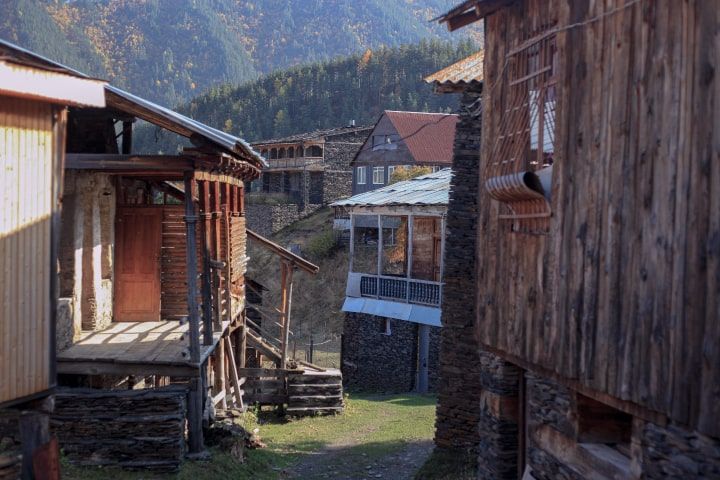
[114,207,162,322]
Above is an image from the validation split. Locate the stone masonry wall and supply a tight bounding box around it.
[525,371,720,479]
[477,349,521,479]
[434,85,484,451]
[341,313,439,393]
[58,171,115,343]
[322,170,353,204]
[323,128,372,170]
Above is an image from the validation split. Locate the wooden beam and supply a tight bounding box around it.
[246,229,319,274]
[225,337,245,411]
[65,153,193,171]
[442,0,517,31]
[279,261,295,369]
[56,360,199,377]
[183,172,201,364]
[213,181,223,331]
[213,340,227,410]
[199,181,214,346]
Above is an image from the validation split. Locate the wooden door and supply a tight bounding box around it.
[114,208,162,321]
[411,217,441,281]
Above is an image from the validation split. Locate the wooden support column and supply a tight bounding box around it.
[214,338,227,410]
[213,181,223,331]
[183,172,201,362]
[225,336,245,410]
[121,121,133,154]
[183,171,204,454]
[199,180,214,346]
[407,214,414,302]
[279,261,295,369]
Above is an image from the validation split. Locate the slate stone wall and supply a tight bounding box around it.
[477,350,521,479]
[323,128,372,170]
[52,386,187,471]
[322,170,353,203]
[434,85,484,451]
[245,203,322,237]
[638,422,720,479]
[341,313,439,393]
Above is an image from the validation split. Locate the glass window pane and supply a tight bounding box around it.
[382,215,407,276]
[411,216,440,281]
[352,215,378,274]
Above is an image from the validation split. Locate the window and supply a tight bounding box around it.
[381,216,408,276]
[372,166,385,185]
[372,134,400,151]
[484,31,558,234]
[352,215,378,274]
[356,166,366,185]
[431,166,442,173]
[307,145,323,157]
[388,165,396,180]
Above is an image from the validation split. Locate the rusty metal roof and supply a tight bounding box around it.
[424,50,484,87]
[331,168,451,208]
[384,111,458,165]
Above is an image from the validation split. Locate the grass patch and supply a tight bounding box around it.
[414,448,477,480]
[62,393,437,480]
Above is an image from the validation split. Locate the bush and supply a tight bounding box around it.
[389,165,432,184]
[305,230,339,260]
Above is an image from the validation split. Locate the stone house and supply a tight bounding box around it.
[246,126,372,235]
[350,110,457,196]
[428,0,720,479]
[333,170,451,393]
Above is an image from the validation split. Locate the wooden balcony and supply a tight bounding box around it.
[348,272,442,307]
[263,156,323,171]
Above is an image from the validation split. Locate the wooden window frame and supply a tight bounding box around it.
[356,166,366,185]
[372,166,385,185]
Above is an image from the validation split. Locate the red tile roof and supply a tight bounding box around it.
[385,111,458,165]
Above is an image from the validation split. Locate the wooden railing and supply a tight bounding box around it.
[357,274,442,307]
[264,156,323,170]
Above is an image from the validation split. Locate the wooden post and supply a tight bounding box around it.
[214,338,227,410]
[376,214,382,297]
[240,322,247,369]
[349,214,355,272]
[407,214,414,302]
[19,412,50,480]
[279,261,295,369]
[199,180,213,346]
[223,205,233,323]
[417,324,430,394]
[183,172,201,363]
[213,181,223,331]
[121,120,133,154]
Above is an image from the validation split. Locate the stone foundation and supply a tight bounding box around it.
[52,386,187,471]
[341,313,439,393]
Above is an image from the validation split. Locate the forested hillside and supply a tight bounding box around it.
[135,39,474,153]
[0,0,480,106]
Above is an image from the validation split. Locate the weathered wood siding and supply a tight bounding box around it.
[0,97,57,403]
[478,0,720,436]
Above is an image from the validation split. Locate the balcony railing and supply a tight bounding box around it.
[264,156,323,170]
[354,273,441,307]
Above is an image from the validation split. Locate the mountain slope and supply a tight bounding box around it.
[0,0,479,106]
[135,39,475,153]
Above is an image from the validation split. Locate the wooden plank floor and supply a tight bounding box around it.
[57,321,227,376]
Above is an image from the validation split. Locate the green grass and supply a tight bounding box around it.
[63,393,437,480]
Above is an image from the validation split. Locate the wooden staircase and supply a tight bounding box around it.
[286,369,344,416]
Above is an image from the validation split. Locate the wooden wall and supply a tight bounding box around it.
[0,97,57,404]
[477,0,720,437]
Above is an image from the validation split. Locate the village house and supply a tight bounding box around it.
[0,40,341,473]
[333,169,450,393]
[247,125,372,236]
[428,0,720,479]
[0,39,107,478]
[350,110,457,196]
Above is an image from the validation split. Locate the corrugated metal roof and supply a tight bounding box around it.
[332,168,451,208]
[424,50,484,86]
[342,297,442,327]
[105,86,266,168]
[0,39,264,168]
[253,125,372,146]
[385,111,457,165]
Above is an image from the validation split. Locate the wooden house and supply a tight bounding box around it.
[332,169,450,393]
[430,0,720,478]
[350,111,457,195]
[0,39,106,478]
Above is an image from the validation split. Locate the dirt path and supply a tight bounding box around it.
[282,438,434,480]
